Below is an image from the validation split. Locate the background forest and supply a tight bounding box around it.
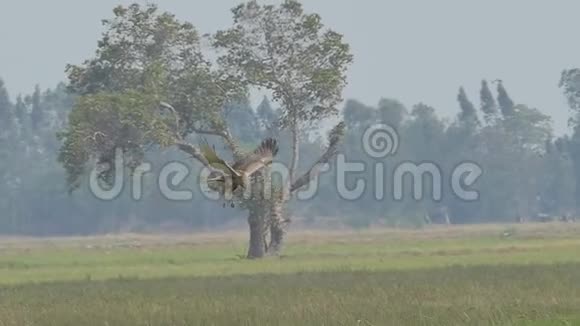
[1,73,579,235]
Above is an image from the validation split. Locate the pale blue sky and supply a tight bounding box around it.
[0,0,578,133]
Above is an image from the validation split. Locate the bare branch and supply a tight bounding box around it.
[290,146,334,193]
[222,129,244,160]
[290,121,345,193]
[158,102,211,167]
[175,140,210,167]
[288,118,300,184]
[160,102,181,132]
[191,127,227,138]
[159,101,241,159]
[192,126,241,160]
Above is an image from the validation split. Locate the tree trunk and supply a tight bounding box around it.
[267,199,289,256]
[443,211,451,225]
[288,120,300,186]
[247,206,267,259]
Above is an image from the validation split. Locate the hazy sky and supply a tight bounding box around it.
[0,0,578,133]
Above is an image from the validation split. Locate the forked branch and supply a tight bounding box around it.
[159,101,241,160]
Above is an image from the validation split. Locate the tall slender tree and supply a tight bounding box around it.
[0,79,12,129]
[30,85,43,129]
[480,80,498,123]
[496,80,515,117]
[457,86,479,125]
[560,68,580,213]
[256,97,281,139]
[13,95,26,127]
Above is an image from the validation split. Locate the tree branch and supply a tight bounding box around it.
[290,121,345,193]
[194,126,242,160]
[290,144,335,193]
[221,129,243,160]
[190,127,226,138]
[175,140,210,167]
[160,102,241,159]
[288,118,300,185]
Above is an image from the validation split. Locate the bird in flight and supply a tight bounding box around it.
[200,138,279,206]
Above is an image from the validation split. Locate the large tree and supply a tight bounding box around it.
[560,68,580,212]
[213,0,352,254]
[58,2,351,258]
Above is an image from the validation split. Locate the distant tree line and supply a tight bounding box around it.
[0,73,578,235]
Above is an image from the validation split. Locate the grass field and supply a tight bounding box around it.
[0,223,579,325]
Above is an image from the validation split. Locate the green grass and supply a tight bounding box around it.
[0,224,579,325]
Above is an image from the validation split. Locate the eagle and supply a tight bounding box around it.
[200,138,279,206]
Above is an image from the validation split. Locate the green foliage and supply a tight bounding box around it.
[343,99,375,128]
[343,98,407,130]
[60,3,245,190]
[335,86,561,225]
[504,104,552,149]
[560,68,580,120]
[58,89,172,189]
[377,98,407,128]
[66,4,201,95]
[213,0,353,128]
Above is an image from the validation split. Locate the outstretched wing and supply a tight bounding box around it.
[233,138,279,176]
[200,138,241,177]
